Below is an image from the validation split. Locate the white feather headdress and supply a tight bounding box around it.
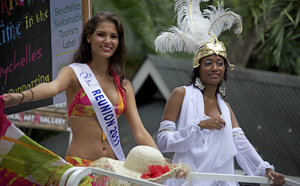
[155,0,243,69]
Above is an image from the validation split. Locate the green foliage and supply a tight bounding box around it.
[224,0,300,74]
[92,0,300,75]
[253,0,300,74]
[221,0,270,37]
[92,0,175,67]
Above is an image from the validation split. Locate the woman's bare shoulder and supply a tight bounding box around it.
[171,86,186,98]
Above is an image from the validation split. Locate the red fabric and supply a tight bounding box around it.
[65,156,94,167]
[110,69,126,110]
[0,96,11,136]
[0,168,41,186]
[68,88,84,118]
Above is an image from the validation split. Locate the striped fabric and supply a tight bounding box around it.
[0,97,103,186]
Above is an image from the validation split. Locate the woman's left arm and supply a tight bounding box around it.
[123,80,159,150]
[227,103,285,184]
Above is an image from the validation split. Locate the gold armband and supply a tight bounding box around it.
[233,133,245,137]
[158,129,174,134]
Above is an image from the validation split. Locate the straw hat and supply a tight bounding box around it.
[91,145,187,182]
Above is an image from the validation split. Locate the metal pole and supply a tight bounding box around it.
[82,0,92,28]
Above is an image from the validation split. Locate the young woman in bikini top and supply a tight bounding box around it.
[2,11,159,163]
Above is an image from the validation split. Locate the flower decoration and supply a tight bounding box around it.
[141,165,170,179]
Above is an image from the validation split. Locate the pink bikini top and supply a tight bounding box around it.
[67,69,126,141]
[68,68,126,118]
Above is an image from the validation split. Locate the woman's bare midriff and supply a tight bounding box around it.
[66,116,117,161]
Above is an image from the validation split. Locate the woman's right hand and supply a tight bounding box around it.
[1,93,23,108]
[198,116,225,130]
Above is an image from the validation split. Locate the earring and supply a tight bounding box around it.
[195,77,205,90]
[219,79,226,97]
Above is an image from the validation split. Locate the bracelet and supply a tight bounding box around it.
[29,89,34,102]
[17,92,24,106]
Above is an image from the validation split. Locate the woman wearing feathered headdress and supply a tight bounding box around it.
[156,0,285,185]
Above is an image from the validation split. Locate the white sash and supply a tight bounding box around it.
[69,63,125,161]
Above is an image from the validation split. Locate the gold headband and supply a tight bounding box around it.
[192,34,235,70]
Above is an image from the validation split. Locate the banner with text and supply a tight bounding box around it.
[0,0,82,115]
[50,0,82,104]
[7,102,68,131]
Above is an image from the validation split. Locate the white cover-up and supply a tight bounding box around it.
[158,85,273,185]
[158,85,238,186]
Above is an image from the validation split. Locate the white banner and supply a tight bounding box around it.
[50,0,82,104]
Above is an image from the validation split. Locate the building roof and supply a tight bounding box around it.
[131,54,300,176]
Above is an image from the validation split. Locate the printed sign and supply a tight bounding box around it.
[50,0,82,104]
[7,102,68,131]
[0,0,82,115]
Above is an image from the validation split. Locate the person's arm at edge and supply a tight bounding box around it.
[123,80,158,150]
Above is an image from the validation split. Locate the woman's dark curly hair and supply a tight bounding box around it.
[72,11,126,91]
[190,56,228,98]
